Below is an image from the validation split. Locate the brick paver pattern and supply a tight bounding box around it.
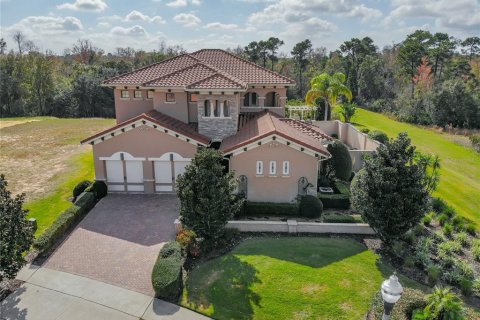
[45,194,179,296]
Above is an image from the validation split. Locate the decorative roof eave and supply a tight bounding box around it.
[184,87,247,92]
[222,133,331,159]
[248,82,296,87]
[81,115,209,146]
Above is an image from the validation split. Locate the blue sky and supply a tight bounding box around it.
[1,0,479,54]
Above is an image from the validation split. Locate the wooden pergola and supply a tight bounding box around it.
[287,106,316,120]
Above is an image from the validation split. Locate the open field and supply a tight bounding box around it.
[181,237,426,320]
[353,108,480,228]
[0,117,115,235]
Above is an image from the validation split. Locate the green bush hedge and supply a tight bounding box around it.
[33,192,96,252]
[85,180,108,200]
[152,241,183,302]
[318,181,351,209]
[322,213,363,223]
[299,195,323,218]
[73,180,92,198]
[243,202,299,216]
[368,130,389,144]
[326,140,353,181]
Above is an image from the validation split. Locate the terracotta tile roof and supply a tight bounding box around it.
[81,110,210,145]
[187,74,245,90]
[220,111,331,156]
[103,49,295,89]
[191,49,295,85]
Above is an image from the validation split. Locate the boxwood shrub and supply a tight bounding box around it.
[85,180,108,200]
[152,241,183,302]
[318,181,351,209]
[368,130,389,144]
[243,202,299,216]
[33,192,96,252]
[299,195,323,218]
[73,180,92,199]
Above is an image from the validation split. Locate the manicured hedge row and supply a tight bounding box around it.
[322,213,363,223]
[152,241,183,302]
[243,202,299,216]
[318,181,351,209]
[33,191,96,252]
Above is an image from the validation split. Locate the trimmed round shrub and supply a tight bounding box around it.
[152,241,183,302]
[73,180,92,198]
[326,140,352,181]
[367,130,388,144]
[299,195,323,218]
[360,128,370,134]
[87,181,108,199]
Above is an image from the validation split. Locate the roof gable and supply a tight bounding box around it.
[220,111,332,158]
[103,49,295,89]
[81,110,210,146]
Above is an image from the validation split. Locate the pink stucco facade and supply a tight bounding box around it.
[229,141,320,203]
[92,125,198,193]
[114,89,153,124]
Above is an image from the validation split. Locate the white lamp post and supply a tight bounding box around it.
[381,273,403,320]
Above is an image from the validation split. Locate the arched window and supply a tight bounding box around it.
[265,91,277,107]
[204,100,211,117]
[223,100,229,117]
[243,92,257,107]
[214,100,220,117]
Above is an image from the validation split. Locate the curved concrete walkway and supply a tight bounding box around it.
[0,266,209,320]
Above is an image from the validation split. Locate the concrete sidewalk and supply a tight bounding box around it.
[1,266,209,320]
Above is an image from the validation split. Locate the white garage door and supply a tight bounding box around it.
[101,152,145,192]
[105,160,125,191]
[150,153,191,193]
[125,160,144,192]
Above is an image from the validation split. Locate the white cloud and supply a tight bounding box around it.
[166,0,187,7]
[166,0,200,7]
[173,13,201,27]
[111,25,148,37]
[385,0,480,31]
[249,0,382,25]
[124,10,166,25]
[204,22,239,30]
[97,21,110,28]
[8,16,83,34]
[57,0,107,12]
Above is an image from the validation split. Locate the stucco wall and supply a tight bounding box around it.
[114,89,154,124]
[229,141,319,203]
[92,125,198,192]
[153,91,189,123]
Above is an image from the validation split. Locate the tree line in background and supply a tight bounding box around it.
[1,31,479,128]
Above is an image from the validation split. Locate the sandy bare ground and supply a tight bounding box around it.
[0,118,114,201]
[0,119,40,129]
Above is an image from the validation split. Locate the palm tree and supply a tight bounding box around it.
[337,102,358,123]
[305,72,352,121]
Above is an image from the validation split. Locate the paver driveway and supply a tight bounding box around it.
[44,194,179,295]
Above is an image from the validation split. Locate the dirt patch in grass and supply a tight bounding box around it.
[0,119,40,129]
[0,117,114,201]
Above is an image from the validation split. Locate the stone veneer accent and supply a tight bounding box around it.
[197,94,239,141]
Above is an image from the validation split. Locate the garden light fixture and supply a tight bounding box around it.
[381,273,403,320]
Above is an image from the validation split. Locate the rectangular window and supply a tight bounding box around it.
[189,93,198,102]
[282,161,290,175]
[256,161,263,175]
[166,92,175,102]
[120,90,129,98]
[134,90,142,99]
[147,90,154,99]
[269,161,276,175]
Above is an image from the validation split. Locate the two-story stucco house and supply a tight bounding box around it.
[81,49,333,203]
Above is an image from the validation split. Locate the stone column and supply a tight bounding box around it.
[220,101,224,117]
[210,100,215,117]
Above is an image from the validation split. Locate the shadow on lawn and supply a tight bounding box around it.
[184,255,261,320]
[234,237,368,269]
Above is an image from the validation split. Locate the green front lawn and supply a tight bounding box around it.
[181,237,423,320]
[353,108,480,229]
[24,151,95,236]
